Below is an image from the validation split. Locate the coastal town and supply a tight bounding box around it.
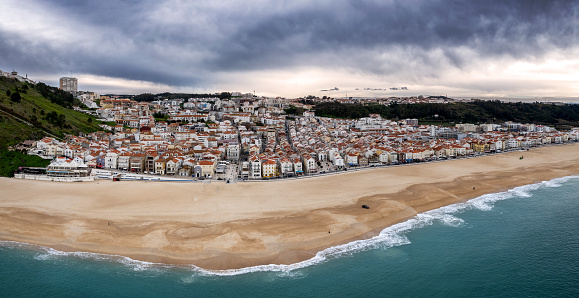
[13,90,579,182]
[5,2,579,294]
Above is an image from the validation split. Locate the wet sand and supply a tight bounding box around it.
[1,144,578,270]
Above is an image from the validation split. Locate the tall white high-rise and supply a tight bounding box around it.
[59,77,78,92]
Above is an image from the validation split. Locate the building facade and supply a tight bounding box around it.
[59,77,78,92]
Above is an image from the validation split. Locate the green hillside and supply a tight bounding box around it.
[0,77,102,148]
[0,148,51,177]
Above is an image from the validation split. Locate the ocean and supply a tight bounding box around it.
[1,176,578,297]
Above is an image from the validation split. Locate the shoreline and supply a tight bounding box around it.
[1,143,579,270]
[1,173,576,276]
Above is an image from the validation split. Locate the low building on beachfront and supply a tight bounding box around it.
[15,157,94,182]
[46,157,92,177]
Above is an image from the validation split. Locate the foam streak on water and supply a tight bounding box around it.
[1,175,577,277]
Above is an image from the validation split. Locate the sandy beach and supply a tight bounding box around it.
[1,143,579,270]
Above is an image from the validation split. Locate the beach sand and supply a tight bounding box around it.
[1,144,578,270]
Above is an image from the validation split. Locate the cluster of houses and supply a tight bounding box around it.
[5,70,576,181]
[17,97,579,181]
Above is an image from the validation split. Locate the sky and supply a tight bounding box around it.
[1,0,578,99]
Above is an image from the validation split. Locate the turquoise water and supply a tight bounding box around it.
[1,176,578,297]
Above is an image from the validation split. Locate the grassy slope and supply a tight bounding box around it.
[0,77,104,176]
[0,148,51,177]
[0,77,102,148]
[0,113,45,146]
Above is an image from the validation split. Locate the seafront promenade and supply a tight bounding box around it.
[16,141,577,184]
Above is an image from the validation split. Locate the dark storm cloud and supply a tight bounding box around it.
[0,0,211,86]
[1,0,578,90]
[0,29,194,86]
[210,0,579,71]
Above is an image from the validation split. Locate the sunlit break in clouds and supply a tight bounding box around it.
[1,0,578,98]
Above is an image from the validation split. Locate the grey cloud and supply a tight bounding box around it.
[207,0,579,71]
[455,78,560,95]
[2,0,578,92]
[0,30,198,87]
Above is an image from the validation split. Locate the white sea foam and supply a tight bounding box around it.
[543,175,574,188]
[1,242,169,273]
[2,175,578,277]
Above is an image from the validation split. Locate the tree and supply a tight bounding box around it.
[30,115,38,125]
[6,90,11,96]
[218,92,232,100]
[10,92,21,103]
[284,105,298,115]
[34,82,79,108]
[87,117,93,124]
[133,93,155,102]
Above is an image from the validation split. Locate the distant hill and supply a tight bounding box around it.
[0,77,102,148]
[314,101,579,128]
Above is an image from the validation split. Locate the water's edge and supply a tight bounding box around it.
[1,175,577,277]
